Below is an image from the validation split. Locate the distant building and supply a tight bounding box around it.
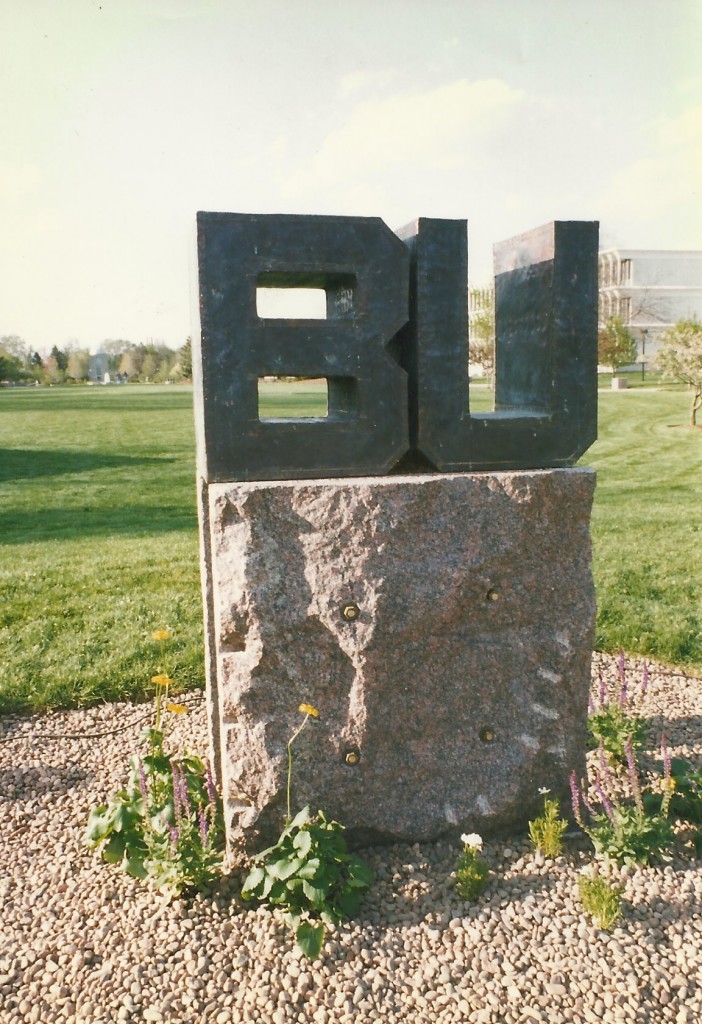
[598,249,702,367]
[88,351,109,383]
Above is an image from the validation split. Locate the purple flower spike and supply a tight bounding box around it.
[171,761,191,822]
[198,805,209,847]
[181,772,191,816]
[594,778,615,822]
[625,738,643,813]
[179,763,192,818]
[661,733,672,780]
[205,761,218,805]
[169,824,180,847]
[569,771,583,825]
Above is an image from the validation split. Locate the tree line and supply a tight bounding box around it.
[0,336,192,385]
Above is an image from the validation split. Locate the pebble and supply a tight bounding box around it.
[1,656,701,1024]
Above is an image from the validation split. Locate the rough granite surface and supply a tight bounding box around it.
[203,469,596,855]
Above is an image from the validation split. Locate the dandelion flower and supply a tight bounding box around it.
[298,703,320,717]
[167,702,188,715]
[461,833,483,850]
[151,629,171,641]
[151,674,174,686]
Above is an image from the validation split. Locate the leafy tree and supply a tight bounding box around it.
[66,349,91,382]
[50,345,68,372]
[469,294,494,382]
[141,352,159,380]
[0,336,33,381]
[598,317,637,373]
[178,337,192,380]
[102,339,133,373]
[153,352,176,383]
[44,354,65,384]
[98,339,179,382]
[655,319,702,427]
[119,349,139,380]
[1,335,31,369]
[0,350,23,381]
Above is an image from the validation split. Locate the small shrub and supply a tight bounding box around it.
[455,833,489,901]
[85,631,225,896]
[569,736,674,865]
[588,655,648,763]
[241,805,373,959]
[578,872,624,930]
[529,788,568,858]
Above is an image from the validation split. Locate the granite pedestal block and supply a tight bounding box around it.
[198,468,596,857]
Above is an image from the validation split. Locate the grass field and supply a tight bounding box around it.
[1,381,700,714]
[581,387,702,667]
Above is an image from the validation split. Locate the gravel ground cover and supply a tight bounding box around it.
[1,653,701,1024]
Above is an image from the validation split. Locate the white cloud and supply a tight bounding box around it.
[285,78,526,195]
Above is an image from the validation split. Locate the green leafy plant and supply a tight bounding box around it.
[529,788,568,857]
[455,833,489,900]
[588,655,648,763]
[85,630,225,895]
[570,736,674,865]
[578,871,624,930]
[241,704,373,958]
[242,805,373,958]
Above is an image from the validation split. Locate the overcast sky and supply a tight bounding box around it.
[2,0,701,354]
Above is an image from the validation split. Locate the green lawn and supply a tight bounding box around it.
[0,386,203,713]
[580,387,702,669]
[1,381,700,714]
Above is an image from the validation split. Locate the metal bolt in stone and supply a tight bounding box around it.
[341,603,360,622]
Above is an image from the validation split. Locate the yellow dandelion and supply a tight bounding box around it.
[166,702,188,715]
[298,703,319,718]
[151,674,174,686]
[151,629,171,641]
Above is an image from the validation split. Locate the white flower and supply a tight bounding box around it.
[538,787,551,795]
[461,832,483,850]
